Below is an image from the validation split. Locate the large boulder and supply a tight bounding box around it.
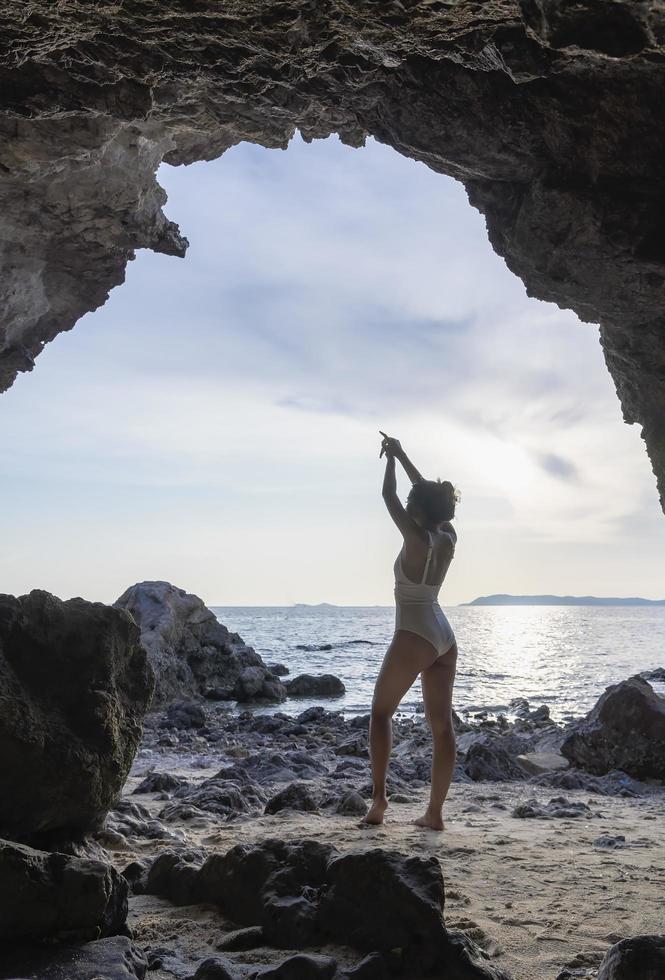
[319,849,445,954]
[284,673,346,698]
[0,838,128,942]
[0,590,154,841]
[597,935,665,979]
[115,582,286,706]
[561,676,665,779]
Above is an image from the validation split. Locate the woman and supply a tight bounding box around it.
[362,431,459,831]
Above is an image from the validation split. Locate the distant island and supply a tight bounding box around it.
[463,594,665,606]
[291,602,340,610]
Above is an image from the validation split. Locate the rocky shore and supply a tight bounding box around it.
[1,584,664,980]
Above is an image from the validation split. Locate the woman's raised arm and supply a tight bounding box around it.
[379,431,424,485]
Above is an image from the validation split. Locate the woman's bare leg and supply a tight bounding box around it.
[415,642,458,830]
[363,631,437,825]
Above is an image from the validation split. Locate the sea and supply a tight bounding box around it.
[211,605,665,722]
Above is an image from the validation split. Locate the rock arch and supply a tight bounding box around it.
[1,1,664,506]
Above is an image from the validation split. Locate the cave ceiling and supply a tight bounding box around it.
[1,1,664,507]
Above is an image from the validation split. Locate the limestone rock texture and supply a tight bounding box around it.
[1,2,665,507]
[0,590,154,842]
[114,581,286,706]
[561,675,665,779]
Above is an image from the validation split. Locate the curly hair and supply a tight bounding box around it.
[407,479,459,526]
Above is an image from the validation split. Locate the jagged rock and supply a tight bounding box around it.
[510,699,551,724]
[3,6,665,510]
[463,741,529,782]
[267,663,290,676]
[171,774,266,819]
[641,667,665,681]
[133,771,190,794]
[114,582,286,706]
[512,797,594,819]
[143,848,204,905]
[197,839,334,926]
[532,767,647,798]
[103,799,182,845]
[561,676,665,779]
[0,936,148,980]
[265,782,320,815]
[164,701,207,729]
[319,849,445,954]
[597,934,665,979]
[284,673,346,698]
[0,590,153,841]
[0,838,128,942]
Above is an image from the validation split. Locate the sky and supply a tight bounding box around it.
[2,134,664,605]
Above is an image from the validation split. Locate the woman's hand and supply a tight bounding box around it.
[379,430,403,459]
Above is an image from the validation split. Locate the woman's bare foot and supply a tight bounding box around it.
[361,796,388,825]
[413,808,444,831]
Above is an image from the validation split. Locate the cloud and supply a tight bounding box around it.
[0,132,663,604]
[537,453,579,481]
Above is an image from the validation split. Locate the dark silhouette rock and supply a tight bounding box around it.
[561,676,665,779]
[264,782,320,815]
[267,662,290,676]
[0,936,147,980]
[0,590,153,841]
[597,934,665,979]
[284,673,346,698]
[0,838,128,942]
[197,839,334,926]
[115,582,286,707]
[319,849,445,953]
[463,741,529,782]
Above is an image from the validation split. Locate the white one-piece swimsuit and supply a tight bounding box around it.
[393,530,456,659]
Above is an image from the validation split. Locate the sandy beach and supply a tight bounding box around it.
[105,730,665,980]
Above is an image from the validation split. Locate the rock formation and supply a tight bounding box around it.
[140,839,511,978]
[283,673,346,698]
[114,581,286,706]
[597,934,665,980]
[561,675,665,779]
[1,3,665,507]
[0,838,128,943]
[0,590,154,841]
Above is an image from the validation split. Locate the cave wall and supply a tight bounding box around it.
[1,0,664,507]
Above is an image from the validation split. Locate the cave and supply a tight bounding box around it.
[2,5,665,979]
[1,0,664,512]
